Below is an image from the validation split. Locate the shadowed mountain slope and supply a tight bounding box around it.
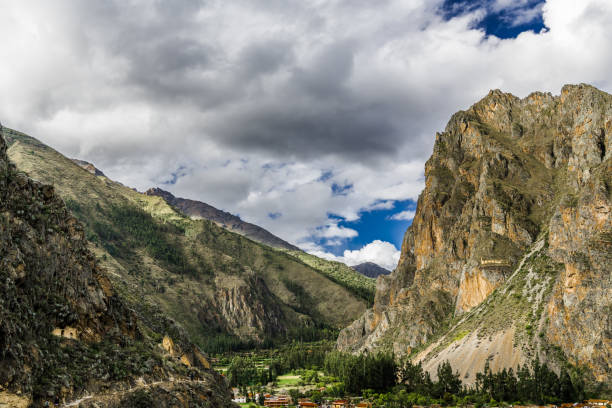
[0,125,234,407]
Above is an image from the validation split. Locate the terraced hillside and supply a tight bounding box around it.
[4,128,367,353]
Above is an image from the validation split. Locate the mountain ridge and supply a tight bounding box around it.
[4,127,368,354]
[351,262,391,278]
[145,186,300,251]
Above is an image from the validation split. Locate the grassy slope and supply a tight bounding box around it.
[4,128,367,351]
[286,251,376,305]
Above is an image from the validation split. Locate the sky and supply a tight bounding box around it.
[0,0,611,270]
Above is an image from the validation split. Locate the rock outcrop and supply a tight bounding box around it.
[338,84,612,386]
[71,158,106,177]
[0,125,234,406]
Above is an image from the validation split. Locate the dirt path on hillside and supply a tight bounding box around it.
[61,378,207,407]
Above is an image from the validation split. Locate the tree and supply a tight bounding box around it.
[435,361,462,398]
[559,369,575,402]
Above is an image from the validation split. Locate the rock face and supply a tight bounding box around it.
[146,187,300,251]
[338,84,612,385]
[351,262,391,278]
[0,125,234,406]
[71,158,106,177]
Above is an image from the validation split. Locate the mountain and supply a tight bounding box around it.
[351,262,392,278]
[145,187,377,303]
[4,127,368,354]
[338,84,612,388]
[0,124,234,407]
[145,187,300,251]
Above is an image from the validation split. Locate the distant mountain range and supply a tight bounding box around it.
[145,187,300,251]
[351,262,391,278]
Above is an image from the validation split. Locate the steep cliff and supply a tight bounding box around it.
[0,125,234,406]
[338,84,611,386]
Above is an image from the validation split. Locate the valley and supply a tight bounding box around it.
[1,84,610,407]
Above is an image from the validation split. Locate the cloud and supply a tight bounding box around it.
[313,224,359,239]
[311,240,401,271]
[0,0,610,256]
[388,210,416,221]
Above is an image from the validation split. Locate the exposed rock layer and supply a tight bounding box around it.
[338,84,612,385]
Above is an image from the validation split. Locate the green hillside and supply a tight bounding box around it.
[286,250,376,305]
[3,127,367,353]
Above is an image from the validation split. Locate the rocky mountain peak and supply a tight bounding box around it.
[145,186,176,201]
[71,158,106,177]
[351,262,391,278]
[338,84,611,386]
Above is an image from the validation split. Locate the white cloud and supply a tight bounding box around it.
[388,210,416,221]
[312,223,359,239]
[310,240,401,271]
[366,200,395,211]
[0,0,610,252]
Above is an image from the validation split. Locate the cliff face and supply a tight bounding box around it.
[0,125,235,406]
[146,187,300,251]
[338,84,611,385]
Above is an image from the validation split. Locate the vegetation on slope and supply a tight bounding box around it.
[0,126,233,407]
[218,342,597,406]
[4,127,367,354]
[286,250,376,305]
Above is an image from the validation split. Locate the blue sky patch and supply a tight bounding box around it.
[331,182,354,196]
[441,0,547,39]
[318,170,334,182]
[161,165,188,185]
[318,199,417,256]
[268,212,282,220]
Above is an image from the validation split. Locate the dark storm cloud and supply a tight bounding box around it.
[208,98,402,161]
[61,0,434,163]
[237,40,295,79]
